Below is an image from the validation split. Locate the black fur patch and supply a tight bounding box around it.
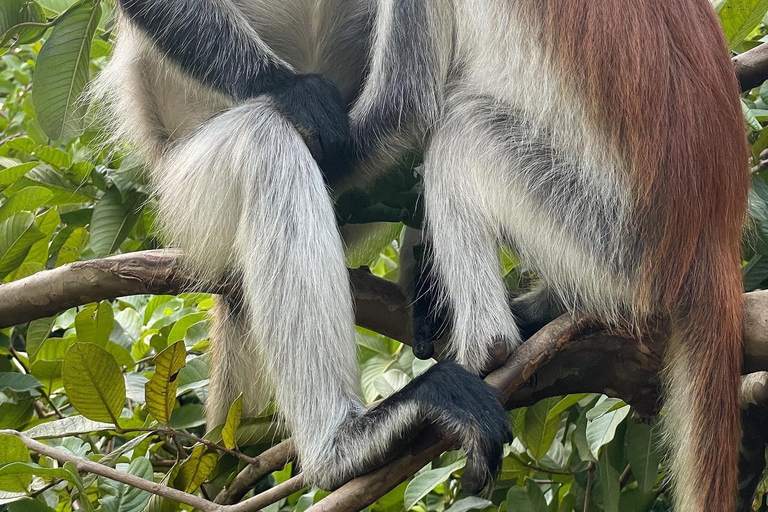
[374,361,511,495]
[409,242,447,360]
[118,0,291,100]
[268,74,353,187]
[353,0,441,159]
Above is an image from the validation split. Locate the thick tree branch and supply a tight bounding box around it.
[735,43,768,92]
[0,250,411,344]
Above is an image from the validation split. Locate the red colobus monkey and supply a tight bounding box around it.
[94,0,749,510]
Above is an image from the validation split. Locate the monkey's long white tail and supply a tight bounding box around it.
[154,101,363,459]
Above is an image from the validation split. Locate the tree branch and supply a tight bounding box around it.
[735,43,768,92]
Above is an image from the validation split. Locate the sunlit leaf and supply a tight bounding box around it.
[62,342,125,424]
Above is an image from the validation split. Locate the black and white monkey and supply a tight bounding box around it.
[94,1,749,510]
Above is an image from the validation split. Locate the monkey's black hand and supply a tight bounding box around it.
[268,74,353,186]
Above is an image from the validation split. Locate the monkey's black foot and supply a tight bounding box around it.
[303,362,511,495]
[412,314,443,360]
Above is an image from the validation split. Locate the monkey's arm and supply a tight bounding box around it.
[117,0,352,183]
[350,0,453,175]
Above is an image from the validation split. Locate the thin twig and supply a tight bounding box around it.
[0,429,221,512]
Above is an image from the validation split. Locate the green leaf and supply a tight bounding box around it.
[24,416,114,439]
[625,421,662,494]
[55,226,87,266]
[586,405,630,459]
[0,434,32,492]
[99,457,153,512]
[594,444,621,512]
[546,394,591,422]
[0,0,47,48]
[174,445,217,494]
[403,460,465,510]
[75,302,114,347]
[445,497,493,512]
[32,2,102,139]
[523,397,561,460]
[222,394,243,450]
[62,342,125,424]
[505,480,548,512]
[0,163,37,189]
[0,212,45,279]
[166,312,206,345]
[0,187,53,223]
[7,498,56,512]
[719,0,768,49]
[145,340,186,425]
[25,316,55,361]
[23,209,60,266]
[585,398,626,421]
[89,187,144,257]
[0,402,34,430]
[0,372,42,393]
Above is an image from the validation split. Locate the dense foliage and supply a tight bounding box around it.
[1,1,767,511]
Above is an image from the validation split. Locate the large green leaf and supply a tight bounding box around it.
[0,212,45,278]
[505,480,547,512]
[0,401,34,430]
[23,209,59,266]
[0,0,47,48]
[586,405,630,459]
[145,341,186,425]
[523,397,561,460]
[0,434,32,492]
[99,457,153,512]
[23,416,115,439]
[62,342,125,424]
[25,316,55,361]
[32,1,101,139]
[0,163,37,189]
[594,444,622,512]
[0,372,42,393]
[55,226,87,266]
[625,421,662,494]
[222,394,243,450]
[89,187,144,257]
[174,445,216,494]
[719,0,768,50]
[404,460,465,510]
[0,187,54,223]
[75,302,114,347]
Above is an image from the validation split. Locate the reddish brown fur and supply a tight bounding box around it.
[539,1,748,510]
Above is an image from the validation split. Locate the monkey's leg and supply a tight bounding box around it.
[156,100,509,493]
[422,123,521,375]
[509,284,566,340]
[206,294,274,427]
[424,93,630,373]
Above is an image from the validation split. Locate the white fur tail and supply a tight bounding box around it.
[154,102,363,453]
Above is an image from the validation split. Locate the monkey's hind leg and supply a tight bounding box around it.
[509,284,567,340]
[206,294,274,427]
[423,120,521,376]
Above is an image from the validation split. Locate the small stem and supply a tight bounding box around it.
[584,462,595,511]
[9,346,64,419]
[509,453,573,476]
